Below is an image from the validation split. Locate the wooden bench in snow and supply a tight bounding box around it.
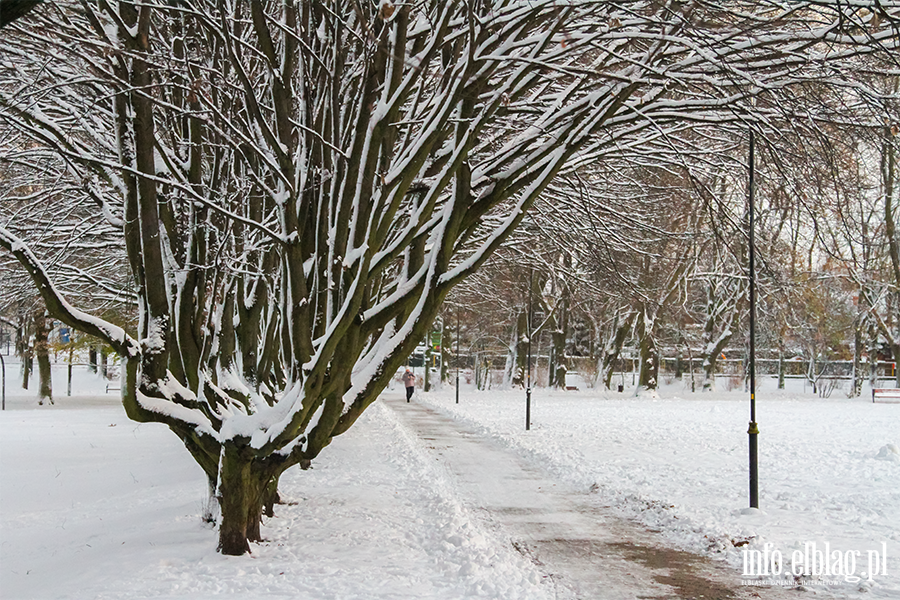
[872,388,900,403]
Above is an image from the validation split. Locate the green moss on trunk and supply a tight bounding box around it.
[217,442,268,556]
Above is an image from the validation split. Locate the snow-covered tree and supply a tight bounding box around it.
[2,0,899,555]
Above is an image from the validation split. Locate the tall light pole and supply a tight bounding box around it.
[526,269,533,431]
[455,308,460,404]
[748,129,759,509]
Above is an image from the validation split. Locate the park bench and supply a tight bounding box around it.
[871,388,900,403]
[105,383,120,394]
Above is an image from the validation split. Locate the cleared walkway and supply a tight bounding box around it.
[384,396,787,600]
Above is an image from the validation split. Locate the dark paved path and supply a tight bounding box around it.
[384,397,787,600]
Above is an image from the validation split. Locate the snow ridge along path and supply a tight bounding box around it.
[383,396,785,600]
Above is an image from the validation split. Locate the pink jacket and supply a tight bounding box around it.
[402,371,416,387]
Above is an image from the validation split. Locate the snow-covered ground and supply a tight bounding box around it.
[1,362,898,598]
[1,364,551,600]
[420,377,900,598]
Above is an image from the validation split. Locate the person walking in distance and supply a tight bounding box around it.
[402,368,416,402]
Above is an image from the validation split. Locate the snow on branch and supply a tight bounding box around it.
[0,225,139,356]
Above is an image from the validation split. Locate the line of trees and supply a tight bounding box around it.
[448,94,900,395]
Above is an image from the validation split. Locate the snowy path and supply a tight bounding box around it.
[385,396,787,600]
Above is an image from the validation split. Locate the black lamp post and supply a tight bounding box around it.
[526,269,533,431]
[748,129,759,509]
[455,308,460,404]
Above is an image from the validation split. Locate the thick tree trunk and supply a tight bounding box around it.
[21,351,31,390]
[548,291,569,389]
[701,356,716,391]
[424,342,432,391]
[687,344,696,392]
[851,315,864,398]
[640,336,659,390]
[550,325,567,389]
[16,322,31,390]
[639,334,659,392]
[34,313,52,404]
[636,310,659,393]
[869,324,880,389]
[202,476,219,525]
[475,355,490,390]
[778,348,785,390]
[441,320,452,385]
[507,311,527,388]
[262,474,282,519]
[700,280,740,392]
[701,332,732,392]
[217,442,270,556]
[99,348,108,379]
[602,315,631,389]
[807,350,818,395]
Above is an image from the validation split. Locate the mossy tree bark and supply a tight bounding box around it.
[217,442,271,555]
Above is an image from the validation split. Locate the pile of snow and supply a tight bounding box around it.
[875,444,900,464]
